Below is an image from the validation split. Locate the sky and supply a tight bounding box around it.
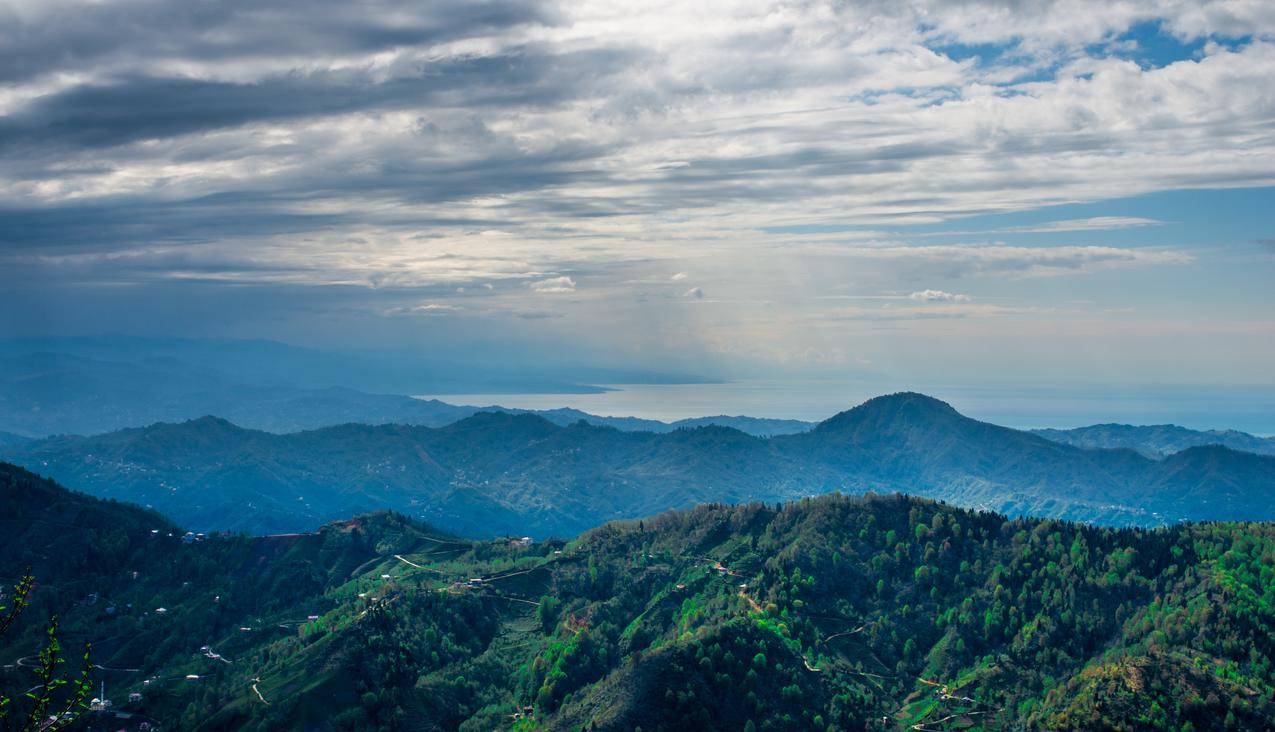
[1,0,1273,392]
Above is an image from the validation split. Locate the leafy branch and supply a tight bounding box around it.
[0,574,92,732]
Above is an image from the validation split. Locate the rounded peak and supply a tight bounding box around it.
[859,392,956,412]
[1165,443,1267,462]
[817,392,958,430]
[448,410,559,431]
[183,415,236,427]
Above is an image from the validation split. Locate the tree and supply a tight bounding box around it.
[0,573,92,732]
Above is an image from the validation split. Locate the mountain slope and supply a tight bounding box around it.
[1033,422,1275,457]
[0,429,29,449]
[2,467,1271,731]
[5,393,1274,537]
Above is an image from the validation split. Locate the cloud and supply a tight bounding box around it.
[511,309,563,319]
[832,244,1193,277]
[998,217,1168,233]
[909,289,970,302]
[530,276,576,293]
[683,286,704,299]
[0,0,1268,383]
[0,0,563,85]
[821,303,1031,322]
[383,302,463,316]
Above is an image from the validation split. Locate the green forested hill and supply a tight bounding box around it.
[6,393,1275,538]
[2,463,1272,731]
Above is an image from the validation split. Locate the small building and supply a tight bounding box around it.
[129,692,143,703]
[307,614,320,620]
[89,682,111,710]
[380,574,392,580]
[185,674,200,680]
[154,607,168,615]
[512,536,533,547]
[467,578,484,587]
[181,532,196,544]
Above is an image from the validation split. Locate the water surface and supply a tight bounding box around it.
[421,380,1275,434]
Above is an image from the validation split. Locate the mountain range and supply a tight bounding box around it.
[6,392,1273,538]
[0,350,805,438]
[1032,423,1275,457]
[2,462,1271,731]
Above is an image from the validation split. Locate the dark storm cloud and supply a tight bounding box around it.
[0,195,348,251]
[0,114,625,259]
[0,0,561,84]
[0,47,638,157]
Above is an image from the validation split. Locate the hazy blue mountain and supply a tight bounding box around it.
[0,337,717,435]
[0,429,31,449]
[1033,422,1275,457]
[0,348,796,438]
[521,407,812,436]
[665,414,812,436]
[0,356,805,438]
[6,393,1273,538]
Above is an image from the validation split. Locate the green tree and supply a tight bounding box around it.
[0,574,92,732]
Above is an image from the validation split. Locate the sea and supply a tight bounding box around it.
[419,380,1275,434]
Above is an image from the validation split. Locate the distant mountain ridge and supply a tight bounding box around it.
[6,392,1273,538]
[0,350,807,437]
[1033,422,1275,457]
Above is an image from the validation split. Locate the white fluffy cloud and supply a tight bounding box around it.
[530,276,577,294]
[909,289,971,302]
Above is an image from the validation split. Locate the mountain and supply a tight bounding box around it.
[0,350,802,438]
[665,414,812,436]
[0,351,470,436]
[6,393,1274,538]
[0,429,29,449]
[2,463,1271,731]
[528,407,812,437]
[1033,422,1275,458]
